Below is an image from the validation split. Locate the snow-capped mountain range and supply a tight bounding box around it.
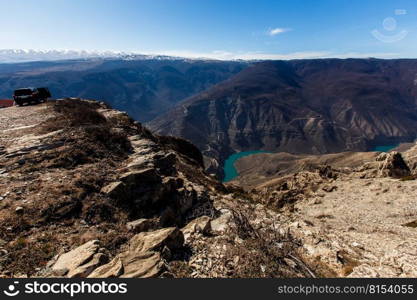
[0,49,186,63]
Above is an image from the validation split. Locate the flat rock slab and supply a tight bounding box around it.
[120,168,160,185]
[88,228,184,278]
[126,218,154,233]
[68,253,108,278]
[129,227,184,253]
[181,216,211,242]
[52,240,101,276]
[210,209,233,234]
[88,257,124,278]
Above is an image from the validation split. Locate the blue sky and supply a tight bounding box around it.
[1,0,417,59]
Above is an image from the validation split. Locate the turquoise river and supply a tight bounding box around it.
[222,144,399,182]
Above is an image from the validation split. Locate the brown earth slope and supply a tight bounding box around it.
[233,151,380,188]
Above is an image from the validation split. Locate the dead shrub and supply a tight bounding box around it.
[223,210,314,278]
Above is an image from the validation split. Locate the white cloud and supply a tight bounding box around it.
[268,28,291,36]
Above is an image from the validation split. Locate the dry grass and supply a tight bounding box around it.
[1,233,59,276]
[38,99,132,169]
[400,174,417,181]
[0,99,140,275]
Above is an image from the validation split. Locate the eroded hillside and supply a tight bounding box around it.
[1,100,417,278]
[149,59,417,176]
[0,100,310,278]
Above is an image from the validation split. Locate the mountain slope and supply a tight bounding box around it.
[149,59,417,174]
[2,99,417,278]
[0,58,246,122]
[0,100,310,278]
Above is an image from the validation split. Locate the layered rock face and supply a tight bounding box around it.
[149,59,417,174]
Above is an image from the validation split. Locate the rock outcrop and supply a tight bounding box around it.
[51,240,107,278]
[377,152,411,178]
[89,228,183,278]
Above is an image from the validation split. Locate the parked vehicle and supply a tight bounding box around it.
[13,87,51,106]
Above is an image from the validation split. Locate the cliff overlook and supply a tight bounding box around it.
[1,100,417,278]
[0,100,309,278]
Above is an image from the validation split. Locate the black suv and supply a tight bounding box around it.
[13,87,51,106]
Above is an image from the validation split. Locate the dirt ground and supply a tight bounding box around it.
[284,174,417,277]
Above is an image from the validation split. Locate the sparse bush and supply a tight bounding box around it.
[223,210,313,278]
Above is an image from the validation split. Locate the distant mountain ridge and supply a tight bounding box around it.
[149,58,417,175]
[0,58,247,121]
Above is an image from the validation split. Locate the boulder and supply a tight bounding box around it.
[88,228,184,278]
[129,227,184,253]
[68,253,108,278]
[119,252,163,278]
[126,156,153,170]
[89,251,162,279]
[378,152,411,178]
[210,209,233,234]
[101,181,125,198]
[181,216,211,241]
[128,137,157,148]
[88,257,124,278]
[120,168,160,186]
[126,218,154,233]
[154,152,177,175]
[52,240,102,277]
